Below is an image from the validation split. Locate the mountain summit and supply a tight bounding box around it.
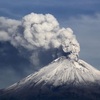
[0,56,100,100]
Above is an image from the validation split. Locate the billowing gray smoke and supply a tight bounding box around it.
[0,13,80,68]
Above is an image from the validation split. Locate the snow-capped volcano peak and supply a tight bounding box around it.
[1,56,100,100]
[6,56,100,91]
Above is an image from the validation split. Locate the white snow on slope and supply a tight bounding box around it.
[6,56,100,91]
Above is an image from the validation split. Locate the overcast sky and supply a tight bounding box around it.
[0,0,100,88]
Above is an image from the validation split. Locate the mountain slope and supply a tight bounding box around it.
[0,56,100,100]
[6,56,100,89]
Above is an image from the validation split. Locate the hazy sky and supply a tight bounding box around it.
[0,0,100,88]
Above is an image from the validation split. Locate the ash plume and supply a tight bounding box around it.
[0,13,80,68]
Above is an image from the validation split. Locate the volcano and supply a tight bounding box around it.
[0,56,100,100]
[0,13,100,100]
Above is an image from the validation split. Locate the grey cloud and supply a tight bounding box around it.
[0,31,10,41]
[63,14,100,69]
[0,13,80,68]
[0,0,100,20]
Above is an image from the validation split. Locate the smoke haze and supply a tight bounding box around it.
[0,13,80,68]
